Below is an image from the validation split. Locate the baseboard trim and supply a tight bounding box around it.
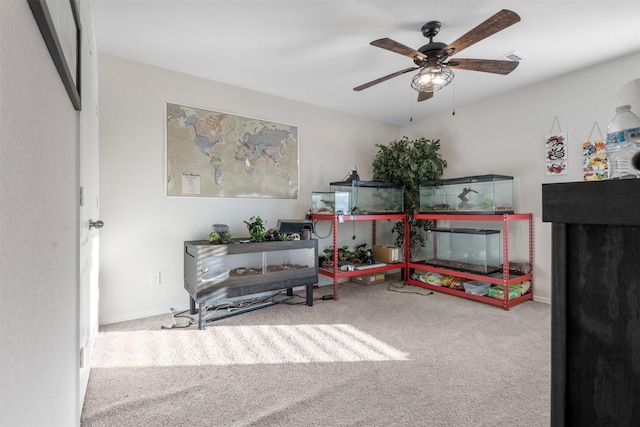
[100,305,189,326]
[533,295,551,305]
[100,286,551,325]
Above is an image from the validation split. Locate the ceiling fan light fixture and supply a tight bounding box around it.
[411,65,454,92]
[355,10,521,100]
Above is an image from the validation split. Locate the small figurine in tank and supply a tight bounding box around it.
[457,187,478,210]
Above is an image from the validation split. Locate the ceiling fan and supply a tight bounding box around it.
[353,9,521,102]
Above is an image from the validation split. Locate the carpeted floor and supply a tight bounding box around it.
[81,280,551,426]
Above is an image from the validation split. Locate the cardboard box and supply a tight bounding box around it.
[372,245,401,263]
[351,273,386,286]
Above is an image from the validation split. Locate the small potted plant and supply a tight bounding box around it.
[244,216,266,242]
[208,224,233,244]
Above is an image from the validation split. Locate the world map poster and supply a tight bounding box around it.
[166,103,299,198]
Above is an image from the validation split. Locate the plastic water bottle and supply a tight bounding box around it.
[606,105,640,179]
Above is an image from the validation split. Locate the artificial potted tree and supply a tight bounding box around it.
[371,136,447,259]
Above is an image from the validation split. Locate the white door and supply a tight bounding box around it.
[78,2,100,415]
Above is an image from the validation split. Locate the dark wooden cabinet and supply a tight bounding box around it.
[542,179,640,426]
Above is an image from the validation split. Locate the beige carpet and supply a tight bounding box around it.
[81,280,550,426]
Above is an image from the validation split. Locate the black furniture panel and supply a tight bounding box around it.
[542,180,640,426]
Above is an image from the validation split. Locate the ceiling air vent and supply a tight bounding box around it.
[497,50,527,62]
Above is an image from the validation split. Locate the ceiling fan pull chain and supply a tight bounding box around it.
[409,87,414,122]
[452,81,456,116]
[549,116,563,134]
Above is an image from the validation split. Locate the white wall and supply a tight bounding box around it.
[98,50,640,322]
[0,1,80,425]
[98,54,399,323]
[402,52,640,302]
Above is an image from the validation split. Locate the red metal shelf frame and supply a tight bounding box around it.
[310,213,408,300]
[407,212,533,310]
[310,212,533,310]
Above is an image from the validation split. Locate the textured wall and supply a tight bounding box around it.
[1,1,79,425]
[401,51,640,302]
[97,54,399,323]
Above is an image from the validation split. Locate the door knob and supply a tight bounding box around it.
[89,219,104,229]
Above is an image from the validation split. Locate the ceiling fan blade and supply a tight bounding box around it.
[417,91,433,102]
[353,66,420,91]
[444,9,520,57]
[370,38,427,62]
[447,58,519,74]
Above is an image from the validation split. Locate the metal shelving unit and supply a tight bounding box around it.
[309,213,408,300]
[407,213,533,310]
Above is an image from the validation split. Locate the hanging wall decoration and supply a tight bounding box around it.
[545,117,568,176]
[582,122,608,181]
[165,102,299,199]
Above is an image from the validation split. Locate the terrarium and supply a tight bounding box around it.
[310,191,351,214]
[420,174,514,214]
[184,239,318,329]
[423,227,501,274]
[329,180,403,214]
[184,240,318,296]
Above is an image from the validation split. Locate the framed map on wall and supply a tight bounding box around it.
[166,102,299,198]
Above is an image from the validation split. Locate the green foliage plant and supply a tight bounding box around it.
[244,216,266,242]
[372,136,447,252]
[208,230,233,244]
[321,243,373,268]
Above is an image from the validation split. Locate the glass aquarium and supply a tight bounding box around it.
[329,180,403,214]
[423,227,501,274]
[184,240,318,296]
[420,174,514,214]
[310,191,351,215]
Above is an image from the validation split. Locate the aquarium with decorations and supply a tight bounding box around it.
[423,228,501,274]
[310,191,351,215]
[420,174,514,214]
[328,180,404,214]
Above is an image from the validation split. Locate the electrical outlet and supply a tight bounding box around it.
[150,271,161,285]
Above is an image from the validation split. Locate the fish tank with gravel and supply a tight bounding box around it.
[328,180,404,214]
[420,174,514,214]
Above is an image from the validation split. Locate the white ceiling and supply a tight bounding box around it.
[88,0,640,126]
